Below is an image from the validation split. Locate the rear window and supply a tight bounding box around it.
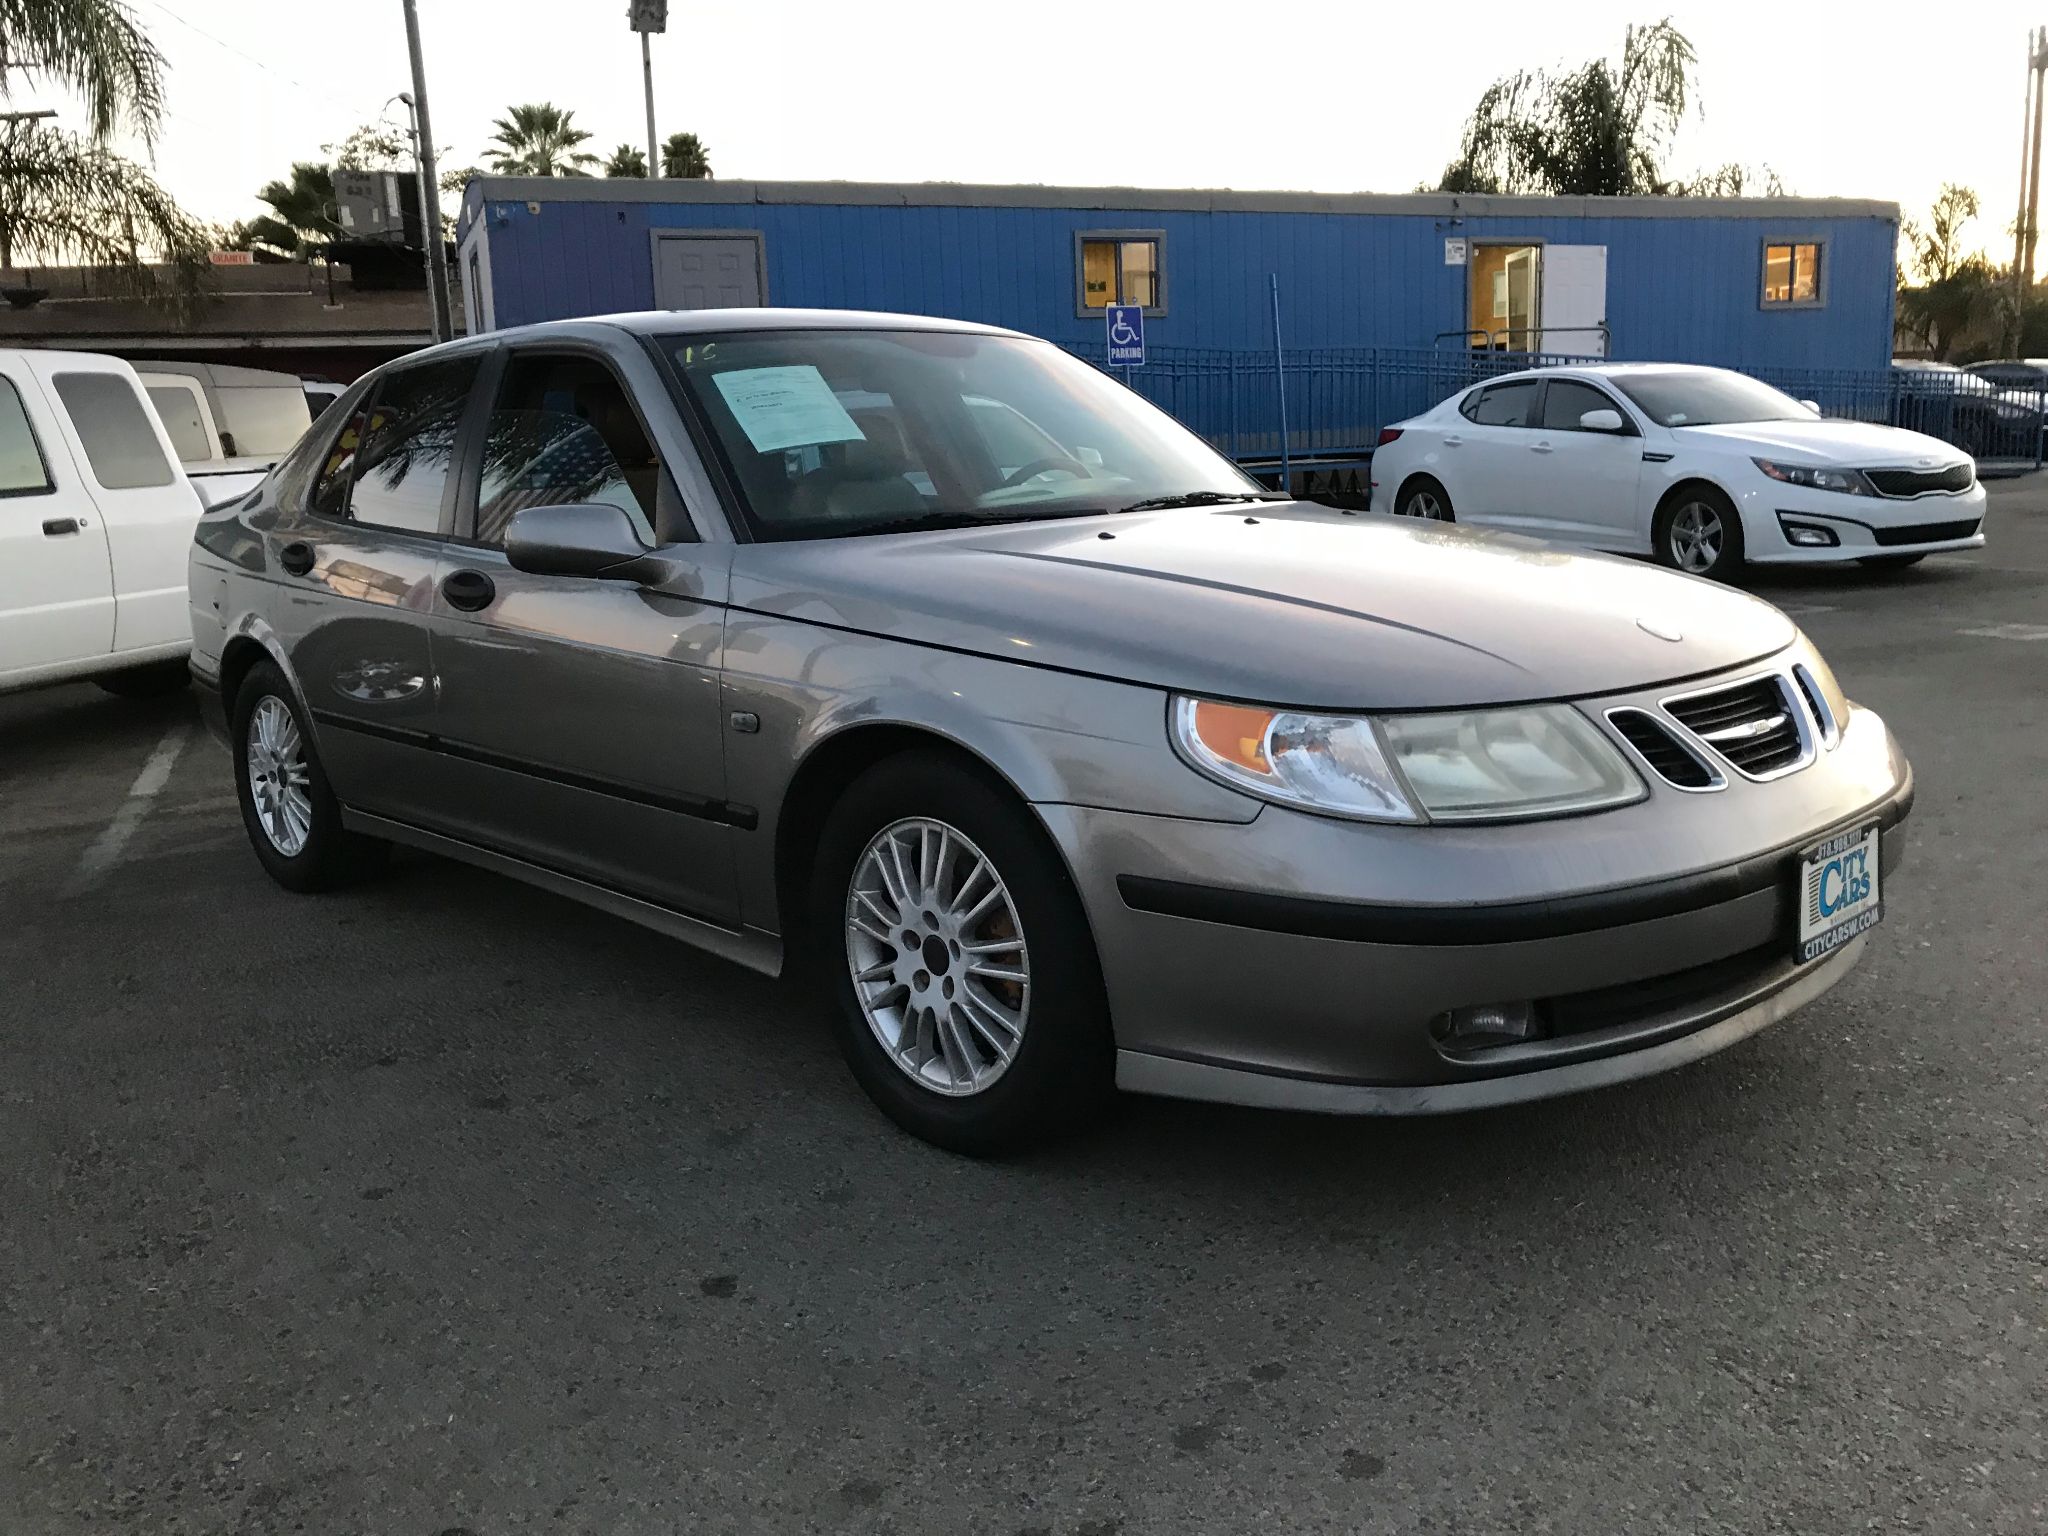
[0,377,54,495]
[1461,379,1538,427]
[215,385,312,458]
[52,372,174,490]
[147,385,213,463]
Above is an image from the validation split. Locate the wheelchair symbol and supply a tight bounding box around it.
[1110,315,1139,345]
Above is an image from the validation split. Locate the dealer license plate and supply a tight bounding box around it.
[1795,824,1882,963]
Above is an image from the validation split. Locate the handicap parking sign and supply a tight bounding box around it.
[1106,303,1145,367]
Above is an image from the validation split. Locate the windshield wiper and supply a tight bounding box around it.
[1114,490,1292,514]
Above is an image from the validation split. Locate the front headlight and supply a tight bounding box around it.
[1171,698,1644,824]
[1754,458,1876,496]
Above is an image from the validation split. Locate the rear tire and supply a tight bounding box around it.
[1653,485,1744,581]
[809,752,1114,1155]
[1396,476,1454,522]
[230,661,386,893]
[1857,553,1927,571]
[95,660,190,699]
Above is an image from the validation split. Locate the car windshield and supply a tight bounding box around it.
[1612,371,1812,428]
[664,328,1262,540]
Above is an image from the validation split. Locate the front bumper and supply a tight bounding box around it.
[1037,697,1912,1113]
[1736,478,1987,563]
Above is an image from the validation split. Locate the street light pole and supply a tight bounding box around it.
[400,0,454,341]
[641,31,658,176]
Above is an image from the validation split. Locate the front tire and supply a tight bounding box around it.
[230,661,385,893]
[810,752,1113,1154]
[1396,476,1454,522]
[1654,486,1744,580]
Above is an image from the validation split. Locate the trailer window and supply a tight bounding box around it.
[52,372,175,490]
[1077,232,1163,314]
[1763,242,1822,306]
[0,378,54,495]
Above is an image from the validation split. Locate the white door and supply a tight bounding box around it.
[653,234,763,309]
[32,357,202,656]
[0,360,115,682]
[1522,378,1643,547]
[1445,376,1544,526]
[1541,245,1608,356]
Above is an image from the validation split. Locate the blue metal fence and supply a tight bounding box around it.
[1070,345,2045,477]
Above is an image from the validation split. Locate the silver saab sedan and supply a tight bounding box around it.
[188,310,1912,1153]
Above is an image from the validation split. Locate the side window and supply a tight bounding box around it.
[0,377,55,495]
[1539,380,1625,432]
[146,383,214,463]
[342,356,482,534]
[51,372,174,489]
[1463,380,1538,427]
[1077,231,1164,313]
[1762,241,1823,306]
[310,393,371,518]
[473,354,666,546]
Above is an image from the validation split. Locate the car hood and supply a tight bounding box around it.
[728,506,1796,710]
[1680,418,1970,465]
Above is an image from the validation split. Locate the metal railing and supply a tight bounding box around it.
[1071,345,2044,475]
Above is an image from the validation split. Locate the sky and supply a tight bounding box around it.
[48,0,2043,260]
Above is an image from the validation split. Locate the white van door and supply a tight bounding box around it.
[140,373,223,464]
[0,358,115,681]
[33,356,201,657]
[1541,245,1608,356]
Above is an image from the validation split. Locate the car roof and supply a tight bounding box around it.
[1459,361,1734,389]
[507,307,1029,344]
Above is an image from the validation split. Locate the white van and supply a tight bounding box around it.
[1,349,207,698]
[138,360,312,508]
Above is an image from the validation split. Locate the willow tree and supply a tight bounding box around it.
[1436,20,1716,196]
[0,0,208,306]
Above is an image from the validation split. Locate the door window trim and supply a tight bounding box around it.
[1533,378,1640,437]
[311,349,491,539]
[453,341,688,550]
[0,373,57,498]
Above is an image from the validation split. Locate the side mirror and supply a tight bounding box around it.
[503,503,674,584]
[1579,408,1625,433]
[1798,399,1821,414]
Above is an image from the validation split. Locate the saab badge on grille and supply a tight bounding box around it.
[1637,616,1684,642]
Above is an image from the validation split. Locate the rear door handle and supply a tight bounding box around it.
[41,516,81,536]
[1441,434,1464,447]
[277,539,315,577]
[1531,440,1554,453]
[441,568,496,612]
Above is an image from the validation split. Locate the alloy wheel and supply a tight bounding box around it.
[1668,501,1724,573]
[245,696,313,857]
[1403,490,1445,520]
[845,817,1030,1097]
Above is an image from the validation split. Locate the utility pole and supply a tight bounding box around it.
[2016,26,2048,344]
[400,0,454,341]
[630,1,669,176]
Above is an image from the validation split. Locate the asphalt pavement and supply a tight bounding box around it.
[2,486,2043,1535]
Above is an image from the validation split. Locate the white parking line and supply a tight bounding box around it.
[63,722,192,896]
[1961,622,2048,641]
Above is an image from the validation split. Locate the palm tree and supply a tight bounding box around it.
[486,103,597,177]
[660,131,712,179]
[603,143,647,177]
[0,0,208,307]
[226,162,340,260]
[1435,21,1738,197]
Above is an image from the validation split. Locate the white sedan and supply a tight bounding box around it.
[1369,363,1987,579]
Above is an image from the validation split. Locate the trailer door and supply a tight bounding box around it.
[1541,245,1607,356]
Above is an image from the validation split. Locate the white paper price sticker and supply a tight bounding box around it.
[711,366,866,454]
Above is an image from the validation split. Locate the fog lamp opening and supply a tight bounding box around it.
[1779,518,1840,548]
[1430,1000,1546,1054]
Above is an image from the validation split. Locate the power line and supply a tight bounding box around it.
[138,0,386,123]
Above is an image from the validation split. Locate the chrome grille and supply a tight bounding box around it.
[1662,673,1809,779]
[1606,708,1720,790]
[1865,463,1973,498]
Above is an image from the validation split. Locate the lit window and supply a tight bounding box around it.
[1078,233,1163,312]
[1763,242,1822,306]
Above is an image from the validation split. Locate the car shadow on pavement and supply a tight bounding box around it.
[0,682,198,779]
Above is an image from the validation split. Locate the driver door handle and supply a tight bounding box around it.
[1441,434,1463,447]
[441,568,496,612]
[41,516,81,536]
[1531,440,1554,453]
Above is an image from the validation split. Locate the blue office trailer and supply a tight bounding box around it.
[458,178,1897,370]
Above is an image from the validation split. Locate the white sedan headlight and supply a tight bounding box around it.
[1171,697,1644,823]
